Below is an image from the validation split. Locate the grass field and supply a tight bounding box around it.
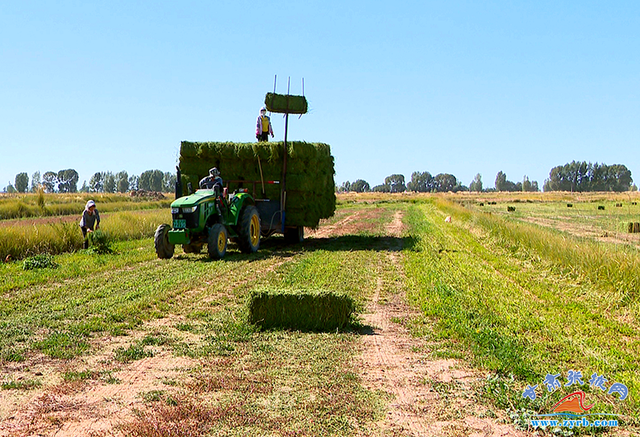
[1,192,639,436]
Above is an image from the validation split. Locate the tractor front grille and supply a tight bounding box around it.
[172,212,199,229]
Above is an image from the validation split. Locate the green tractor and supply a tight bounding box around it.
[154,184,261,260]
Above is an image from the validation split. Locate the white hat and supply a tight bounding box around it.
[86,200,96,209]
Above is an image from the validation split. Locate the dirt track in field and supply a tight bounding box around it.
[356,211,526,437]
[0,206,527,436]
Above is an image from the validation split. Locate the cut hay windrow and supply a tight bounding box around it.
[247,289,356,332]
[179,141,335,227]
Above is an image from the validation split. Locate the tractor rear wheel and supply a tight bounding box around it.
[208,223,228,260]
[237,205,260,254]
[284,226,304,244]
[154,224,175,259]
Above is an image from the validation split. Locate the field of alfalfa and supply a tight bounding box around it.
[1,191,639,436]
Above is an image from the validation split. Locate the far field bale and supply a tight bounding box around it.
[479,202,484,206]
[616,203,622,208]
[248,289,356,332]
[632,202,638,206]
[598,205,605,210]
[632,222,640,233]
[567,203,573,207]
[507,206,516,212]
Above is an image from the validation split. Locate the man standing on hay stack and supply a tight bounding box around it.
[256,106,274,142]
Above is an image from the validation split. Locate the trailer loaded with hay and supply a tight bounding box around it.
[178,140,335,241]
[154,90,336,260]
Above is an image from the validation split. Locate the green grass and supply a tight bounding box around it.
[0,201,403,436]
[403,199,639,423]
[5,194,639,434]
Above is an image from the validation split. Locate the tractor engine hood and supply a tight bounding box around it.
[171,189,216,209]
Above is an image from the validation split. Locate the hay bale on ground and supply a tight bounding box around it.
[248,289,356,332]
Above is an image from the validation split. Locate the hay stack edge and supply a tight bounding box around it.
[179,141,336,227]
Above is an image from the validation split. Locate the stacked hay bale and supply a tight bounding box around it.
[179,141,335,228]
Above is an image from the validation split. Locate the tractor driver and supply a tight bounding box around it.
[199,167,223,192]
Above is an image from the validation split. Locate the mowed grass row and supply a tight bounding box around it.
[0,192,171,220]
[1,205,405,436]
[0,208,171,259]
[403,199,639,421]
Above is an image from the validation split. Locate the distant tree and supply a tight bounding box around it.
[407,171,433,192]
[630,184,638,192]
[545,161,633,192]
[57,169,79,193]
[337,181,351,193]
[521,175,539,192]
[384,174,406,193]
[79,180,89,192]
[42,171,58,193]
[89,172,104,192]
[452,183,469,192]
[128,175,139,191]
[372,184,390,193]
[162,172,176,192]
[30,171,41,192]
[103,172,116,193]
[115,171,130,193]
[14,172,29,193]
[351,179,370,193]
[5,184,17,193]
[433,173,457,192]
[495,171,507,191]
[494,171,522,192]
[469,173,482,192]
[139,170,164,191]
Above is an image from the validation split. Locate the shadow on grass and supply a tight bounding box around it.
[174,234,418,263]
[297,234,418,253]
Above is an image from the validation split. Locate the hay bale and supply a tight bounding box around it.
[567,203,573,207]
[598,205,605,210]
[507,206,516,212]
[264,93,308,114]
[179,141,336,227]
[248,289,356,332]
[634,223,640,233]
[616,203,623,208]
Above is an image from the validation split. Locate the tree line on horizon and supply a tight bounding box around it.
[4,170,176,194]
[337,161,636,193]
[4,161,635,195]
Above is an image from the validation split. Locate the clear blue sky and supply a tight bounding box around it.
[1,1,639,191]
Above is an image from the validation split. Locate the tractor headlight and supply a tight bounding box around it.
[171,208,180,214]
[182,206,198,213]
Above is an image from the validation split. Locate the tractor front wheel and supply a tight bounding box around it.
[237,206,260,254]
[154,224,175,259]
[208,223,228,260]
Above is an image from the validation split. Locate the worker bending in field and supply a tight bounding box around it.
[256,106,274,142]
[79,200,100,249]
[199,167,223,192]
